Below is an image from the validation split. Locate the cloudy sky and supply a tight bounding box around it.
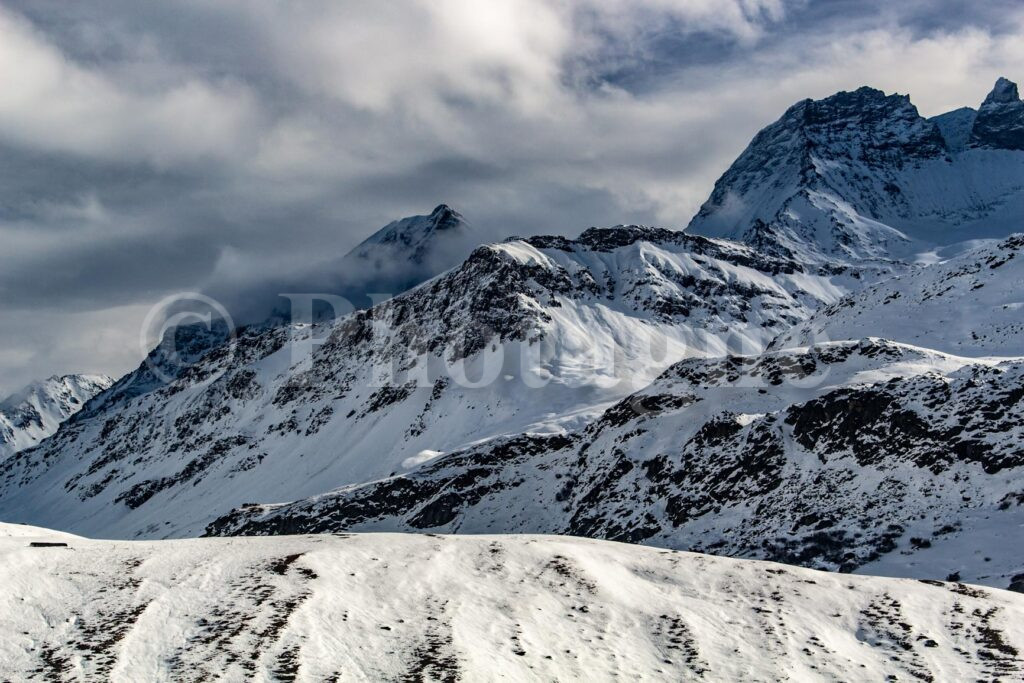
[0,0,1022,394]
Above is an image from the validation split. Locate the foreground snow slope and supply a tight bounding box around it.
[1,525,1022,682]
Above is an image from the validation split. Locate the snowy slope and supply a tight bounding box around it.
[687,78,1024,265]
[209,339,1024,590]
[0,375,113,459]
[1,525,1022,682]
[0,227,843,539]
[773,234,1024,356]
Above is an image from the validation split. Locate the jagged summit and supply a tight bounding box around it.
[332,204,476,304]
[775,86,945,163]
[984,76,1020,105]
[0,374,114,458]
[970,76,1024,150]
[356,204,468,261]
[688,80,1024,264]
[430,203,463,224]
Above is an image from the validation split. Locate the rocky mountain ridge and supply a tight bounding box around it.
[0,375,113,459]
[206,337,1024,590]
[0,226,843,539]
[687,78,1024,265]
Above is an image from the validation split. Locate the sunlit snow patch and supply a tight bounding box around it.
[403,449,444,469]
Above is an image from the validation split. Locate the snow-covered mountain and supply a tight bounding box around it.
[0,375,113,459]
[970,77,1024,151]
[687,78,1024,265]
[340,204,472,283]
[773,234,1024,356]
[248,203,478,318]
[95,206,474,407]
[325,203,477,309]
[2,523,1022,681]
[207,338,1024,590]
[1,77,1021,617]
[0,227,842,539]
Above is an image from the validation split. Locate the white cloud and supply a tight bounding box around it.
[0,0,1022,386]
[0,304,150,396]
[0,5,260,165]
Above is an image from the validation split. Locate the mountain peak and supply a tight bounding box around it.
[360,204,469,250]
[790,86,909,120]
[430,203,457,218]
[322,205,477,308]
[0,373,114,458]
[970,76,1024,150]
[426,204,466,234]
[983,77,1020,105]
[688,84,947,262]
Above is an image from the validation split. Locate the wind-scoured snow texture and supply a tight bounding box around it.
[0,375,113,459]
[0,227,842,540]
[2,525,1022,682]
[773,234,1024,357]
[687,79,1024,265]
[209,340,1024,590]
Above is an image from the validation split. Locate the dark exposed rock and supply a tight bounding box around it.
[206,343,1024,580]
[970,78,1024,151]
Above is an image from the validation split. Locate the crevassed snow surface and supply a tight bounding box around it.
[1,525,1022,682]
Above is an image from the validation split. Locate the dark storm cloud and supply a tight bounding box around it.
[576,0,1024,94]
[0,0,1022,394]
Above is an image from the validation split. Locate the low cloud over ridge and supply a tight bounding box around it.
[0,0,1022,392]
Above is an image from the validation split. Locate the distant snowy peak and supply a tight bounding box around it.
[100,206,475,408]
[688,78,1024,265]
[352,204,469,264]
[0,374,113,458]
[970,77,1024,150]
[931,107,977,153]
[335,204,475,302]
